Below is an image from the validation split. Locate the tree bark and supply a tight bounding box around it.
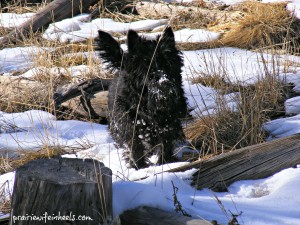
[0,0,99,47]
[10,158,112,225]
[168,134,300,192]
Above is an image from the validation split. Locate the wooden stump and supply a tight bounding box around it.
[10,158,112,225]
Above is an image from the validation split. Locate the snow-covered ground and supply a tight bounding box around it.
[0,110,300,225]
[1,1,300,224]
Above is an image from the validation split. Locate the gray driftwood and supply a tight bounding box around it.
[168,133,300,192]
[54,78,111,106]
[54,78,111,120]
[119,206,213,225]
[0,0,99,47]
[61,91,109,119]
[10,158,112,225]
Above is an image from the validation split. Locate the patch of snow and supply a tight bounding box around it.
[42,15,168,42]
[18,65,97,80]
[0,47,51,74]
[0,110,111,155]
[285,96,300,115]
[264,114,300,138]
[142,28,220,43]
[0,13,35,28]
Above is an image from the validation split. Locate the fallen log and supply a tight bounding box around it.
[0,0,99,47]
[120,206,212,225]
[61,90,109,119]
[10,158,112,225]
[54,78,112,106]
[168,133,300,192]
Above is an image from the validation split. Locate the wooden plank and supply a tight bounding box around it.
[10,158,112,225]
[0,0,99,47]
[120,206,213,225]
[168,134,300,191]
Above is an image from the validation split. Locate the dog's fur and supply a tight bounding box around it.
[97,27,188,168]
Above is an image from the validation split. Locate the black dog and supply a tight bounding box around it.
[97,27,188,168]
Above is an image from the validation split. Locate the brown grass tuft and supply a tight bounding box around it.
[221,2,300,51]
[0,146,68,174]
[185,110,244,155]
[185,56,294,155]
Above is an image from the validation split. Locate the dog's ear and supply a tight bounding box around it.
[127,30,140,52]
[97,30,123,69]
[160,27,176,49]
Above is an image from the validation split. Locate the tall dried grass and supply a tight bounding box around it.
[221,2,300,51]
[0,146,68,174]
[185,53,295,155]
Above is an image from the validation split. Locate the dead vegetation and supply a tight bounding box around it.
[0,146,68,174]
[220,2,300,52]
[0,0,299,164]
[185,57,295,155]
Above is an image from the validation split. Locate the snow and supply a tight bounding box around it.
[0,110,112,155]
[264,114,300,138]
[42,15,168,42]
[183,48,300,84]
[1,161,300,224]
[0,13,35,28]
[0,47,51,74]
[141,28,220,43]
[17,65,98,80]
[1,5,300,225]
[285,96,300,115]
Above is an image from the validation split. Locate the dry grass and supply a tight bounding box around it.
[221,2,300,51]
[0,0,48,12]
[185,110,244,155]
[0,181,12,214]
[0,146,68,174]
[0,0,299,160]
[185,53,294,155]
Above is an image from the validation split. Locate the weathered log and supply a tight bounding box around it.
[54,78,112,106]
[10,158,112,225]
[168,134,300,192]
[0,0,99,47]
[61,91,108,119]
[120,206,213,225]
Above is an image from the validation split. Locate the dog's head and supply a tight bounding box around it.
[97,27,183,82]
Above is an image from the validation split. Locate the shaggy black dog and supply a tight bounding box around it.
[97,27,188,168]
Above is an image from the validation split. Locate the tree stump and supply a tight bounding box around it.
[10,158,112,225]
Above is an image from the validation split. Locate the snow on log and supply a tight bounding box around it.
[10,158,112,225]
[0,0,99,47]
[169,134,300,192]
